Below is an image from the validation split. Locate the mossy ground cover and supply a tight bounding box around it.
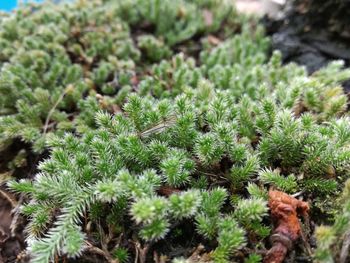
[1,1,350,263]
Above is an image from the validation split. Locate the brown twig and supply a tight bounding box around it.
[153,251,167,263]
[139,115,177,138]
[0,188,18,208]
[10,194,24,237]
[340,230,350,263]
[43,86,73,135]
[188,244,205,261]
[132,241,151,263]
[85,241,119,263]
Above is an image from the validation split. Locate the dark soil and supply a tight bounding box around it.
[264,0,350,92]
[0,141,48,263]
[0,188,27,263]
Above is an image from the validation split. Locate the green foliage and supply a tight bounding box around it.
[138,35,172,62]
[315,179,350,263]
[0,0,237,159]
[112,247,129,263]
[3,0,350,262]
[195,188,228,239]
[244,254,263,263]
[258,168,297,193]
[212,216,246,263]
[230,154,260,188]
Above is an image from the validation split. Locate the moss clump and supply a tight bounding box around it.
[3,0,350,263]
[0,0,238,158]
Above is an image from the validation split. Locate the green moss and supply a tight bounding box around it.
[3,0,350,263]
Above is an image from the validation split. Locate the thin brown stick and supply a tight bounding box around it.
[43,86,72,135]
[10,194,23,237]
[132,241,151,263]
[134,243,138,263]
[340,230,350,263]
[0,188,17,208]
[85,241,119,263]
[139,115,177,138]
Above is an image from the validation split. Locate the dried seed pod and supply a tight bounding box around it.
[264,190,309,263]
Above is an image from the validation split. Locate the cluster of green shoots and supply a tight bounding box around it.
[2,0,350,263]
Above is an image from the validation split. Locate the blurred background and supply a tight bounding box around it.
[0,0,44,11]
[1,0,349,87]
[0,0,281,16]
[0,0,272,13]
